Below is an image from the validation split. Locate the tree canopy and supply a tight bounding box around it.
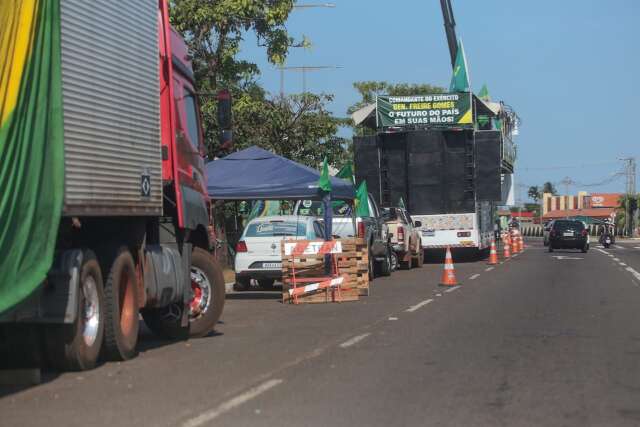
[542,182,558,195]
[169,1,347,168]
[347,81,446,116]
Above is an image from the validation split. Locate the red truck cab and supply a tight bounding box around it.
[159,2,210,235]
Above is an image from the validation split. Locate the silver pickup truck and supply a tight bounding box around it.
[293,194,392,278]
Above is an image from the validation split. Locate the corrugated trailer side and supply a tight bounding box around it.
[60,0,161,216]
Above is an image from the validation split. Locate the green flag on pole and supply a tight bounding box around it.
[449,40,470,92]
[318,157,332,192]
[335,163,354,183]
[478,84,490,101]
[355,181,370,217]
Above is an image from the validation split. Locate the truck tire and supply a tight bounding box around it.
[103,248,139,361]
[377,246,392,277]
[46,250,105,371]
[390,251,400,271]
[399,252,411,270]
[188,248,225,338]
[142,248,225,339]
[412,248,424,268]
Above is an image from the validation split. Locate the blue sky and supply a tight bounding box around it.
[240,0,639,201]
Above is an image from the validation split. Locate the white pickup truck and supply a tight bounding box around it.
[293,195,392,278]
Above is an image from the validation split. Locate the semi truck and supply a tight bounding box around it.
[351,0,518,253]
[353,121,515,252]
[0,0,225,370]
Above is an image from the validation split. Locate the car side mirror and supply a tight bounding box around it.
[414,221,422,227]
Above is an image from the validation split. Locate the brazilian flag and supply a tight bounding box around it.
[449,40,470,93]
[0,0,64,314]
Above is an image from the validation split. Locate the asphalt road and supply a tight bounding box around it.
[2,239,640,427]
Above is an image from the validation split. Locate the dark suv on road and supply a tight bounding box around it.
[548,219,589,253]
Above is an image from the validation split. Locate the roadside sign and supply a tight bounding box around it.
[376,92,473,128]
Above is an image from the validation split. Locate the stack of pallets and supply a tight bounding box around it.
[281,238,369,304]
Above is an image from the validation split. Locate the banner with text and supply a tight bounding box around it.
[376,93,473,128]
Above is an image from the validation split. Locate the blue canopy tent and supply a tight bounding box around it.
[205,146,356,247]
[205,146,355,201]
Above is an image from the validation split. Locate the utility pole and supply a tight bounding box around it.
[620,157,636,236]
[559,177,574,219]
[278,2,336,98]
[278,65,342,97]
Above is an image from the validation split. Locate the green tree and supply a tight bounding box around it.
[617,194,639,236]
[231,92,349,168]
[542,181,557,195]
[347,81,446,116]
[528,185,542,203]
[170,0,305,87]
[170,0,310,155]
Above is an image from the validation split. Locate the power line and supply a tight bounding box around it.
[519,161,619,171]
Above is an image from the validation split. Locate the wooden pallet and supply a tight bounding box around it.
[281,238,369,304]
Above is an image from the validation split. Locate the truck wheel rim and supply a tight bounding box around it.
[119,270,136,336]
[189,267,211,320]
[82,276,100,347]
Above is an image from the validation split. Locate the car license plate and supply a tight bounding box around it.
[262,262,281,269]
[423,230,435,237]
[563,232,573,237]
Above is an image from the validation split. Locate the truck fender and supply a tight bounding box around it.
[41,249,84,324]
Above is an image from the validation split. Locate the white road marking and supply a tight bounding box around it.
[406,299,434,312]
[625,266,640,282]
[552,255,583,260]
[182,379,283,427]
[485,267,494,272]
[613,257,620,262]
[339,333,372,348]
[595,248,608,254]
[444,285,461,293]
[620,263,627,267]
[435,293,442,297]
[634,246,640,250]
[388,317,398,321]
[469,274,480,280]
[512,254,519,258]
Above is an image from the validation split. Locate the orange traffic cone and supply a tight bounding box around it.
[488,239,499,265]
[440,247,458,286]
[517,232,523,252]
[503,236,511,259]
[512,232,521,254]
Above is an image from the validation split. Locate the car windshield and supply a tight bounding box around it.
[244,221,307,237]
[553,220,584,231]
[297,201,352,217]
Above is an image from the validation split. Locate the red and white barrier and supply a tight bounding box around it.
[284,240,343,256]
[288,275,346,298]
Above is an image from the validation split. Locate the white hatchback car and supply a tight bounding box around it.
[234,215,325,290]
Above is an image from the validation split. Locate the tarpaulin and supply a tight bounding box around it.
[0,0,64,314]
[205,146,355,201]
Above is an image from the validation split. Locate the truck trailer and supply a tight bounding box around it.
[0,0,225,370]
[353,94,517,252]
